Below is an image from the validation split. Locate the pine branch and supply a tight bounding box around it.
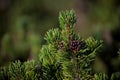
[39,10,103,80]
[2,10,118,80]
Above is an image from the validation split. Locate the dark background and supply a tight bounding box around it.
[0,0,120,70]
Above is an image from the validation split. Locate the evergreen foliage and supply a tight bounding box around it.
[0,10,120,80]
[0,60,38,80]
[39,10,103,80]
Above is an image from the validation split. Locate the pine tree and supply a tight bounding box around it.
[39,10,103,80]
[0,10,120,80]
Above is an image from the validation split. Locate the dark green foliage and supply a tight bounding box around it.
[8,60,37,80]
[0,60,38,80]
[39,10,103,80]
[111,72,120,80]
[0,10,120,80]
[94,73,108,80]
[0,66,9,80]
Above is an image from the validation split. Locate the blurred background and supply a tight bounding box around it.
[0,0,120,70]
[0,0,76,66]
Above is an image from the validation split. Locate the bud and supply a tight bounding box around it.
[58,41,65,50]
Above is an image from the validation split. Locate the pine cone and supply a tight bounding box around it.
[69,39,85,53]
